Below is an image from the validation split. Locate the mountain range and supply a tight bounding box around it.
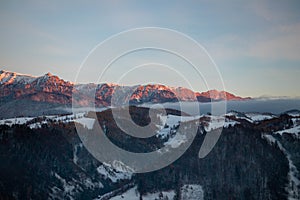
[0,70,250,118]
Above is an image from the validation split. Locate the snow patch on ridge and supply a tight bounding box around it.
[226,111,277,123]
[245,113,276,122]
[0,117,34,126]
[204,116,239,132]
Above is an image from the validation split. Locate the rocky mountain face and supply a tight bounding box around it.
[0,70,249,118]
[0,107,299,200]
[0,71,73,104]
[199,90,251,101]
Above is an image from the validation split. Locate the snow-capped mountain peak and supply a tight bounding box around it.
[0,70,36,85]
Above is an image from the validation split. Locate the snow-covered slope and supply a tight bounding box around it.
[276,126,300,137]
[203,116,239,132]
[99,186,176,200]
[275,116,300,137]
[0,112,95,130]
[99,184,203,200]
[97,163,132,183]
[263,134,300,200]
[226,111,277,123]
[180,184,204,200]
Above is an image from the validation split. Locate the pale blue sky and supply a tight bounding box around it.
[0,0,300,97]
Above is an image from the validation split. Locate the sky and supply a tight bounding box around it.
[0,0,300,97]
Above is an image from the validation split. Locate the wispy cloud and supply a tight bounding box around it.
[208,22,300,62]
[248,23,300,60]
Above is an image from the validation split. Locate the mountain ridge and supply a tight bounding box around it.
[0,70,250,100]
[0,70,251,118]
